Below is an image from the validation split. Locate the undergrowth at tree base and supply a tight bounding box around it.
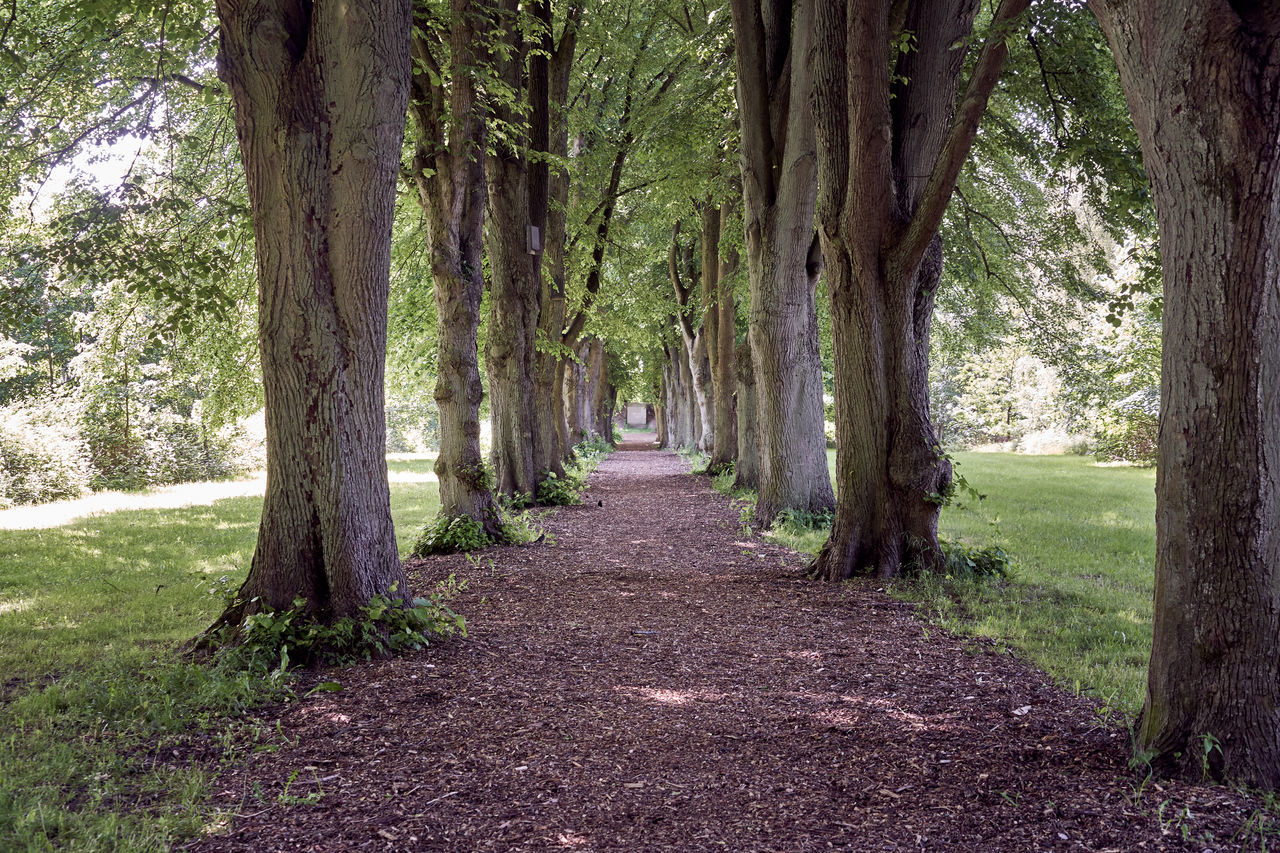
[220,577,467,671]
[411,437,612,555]
[0,574,469,851]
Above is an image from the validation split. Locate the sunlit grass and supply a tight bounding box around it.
[0,461,441,681]
[0,458,442,850]
[814,450,1156,716]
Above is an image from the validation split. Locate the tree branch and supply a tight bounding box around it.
[891,0,1030,282]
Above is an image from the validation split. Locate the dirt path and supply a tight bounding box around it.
[192,438,1265,851]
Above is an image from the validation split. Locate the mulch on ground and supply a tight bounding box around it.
[188,437,1271,851]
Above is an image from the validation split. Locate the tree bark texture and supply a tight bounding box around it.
[810,0,1026,580]
[407,0,504,538]
[733,338,759,489]
[484,0,542,501]
[532,11,577,479]
[213,0,410,620]
[708,202,740,474]
[730,0,835,525]
[670,222,714,451]
[1089,0,1280,789]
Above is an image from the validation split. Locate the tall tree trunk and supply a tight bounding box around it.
[708,202,740,474]
[670,222,715,452]
[698,201,720,452]
[485,166,540,498]
[809,0,1026,579]
[733,338,759,489]
[484,0,541,501]
[211,0,410,623]
[533,11,578,477]
[1090,0,1280,789]
[408,0,504,539]
[654,392,668,447]
[730,0,835,525]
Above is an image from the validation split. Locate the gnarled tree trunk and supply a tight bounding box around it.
[532,11,577,479]
[708,202,740,474]
[809,0,1026,579]
[1090,0,1280,788]
[484,0,541,501]
[212,0,410,623]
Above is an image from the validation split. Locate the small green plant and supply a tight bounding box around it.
[937,540,1013,579]
[536,468,587,505]
[498,505,549,545]
[575,432,614,459]
[227,578,467,671]
[278,769,326,806]
[1199,731,1223,781]
[411,513,495,556]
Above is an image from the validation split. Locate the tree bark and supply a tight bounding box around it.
[708,202,740,474]
[407,0,504,539]
[809,0,1026,579]
[733,338,759,489]
[1089,0,1280,789]
[484,0,541,501]
[532,10,577,479]
[211,0,410,622]
[670,222,714,451]
[730,0,835,525]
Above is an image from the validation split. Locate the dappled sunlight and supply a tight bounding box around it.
[0,597,34,615]
[555,831,591,847]
[0,458,440,530]
[0,474,269,530]
[387,470,438,484]
[616,679,970,737]
[615,686,730,707]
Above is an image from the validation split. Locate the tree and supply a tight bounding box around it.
[1088,0,1280,788]
[809,0,1027,580]
[209,0,412,624]
[668,218,714,450]
[729,0,834,525]
[485,0,546,500]
[407,0,506,539]
[531,4,579,480]
[707,198,741,475]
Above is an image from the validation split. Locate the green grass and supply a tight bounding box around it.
[812,449,1157,716]
[0,459,441,851]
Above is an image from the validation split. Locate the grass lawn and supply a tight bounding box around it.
[820,449,1157,717]
[0,456,441,679]
[0,457,441,851]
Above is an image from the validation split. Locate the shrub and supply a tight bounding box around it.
[938,540,1013,579]
[411,513,495,557]
[0,398,92,507]
[227,577,467,671]
[536,469,586,506]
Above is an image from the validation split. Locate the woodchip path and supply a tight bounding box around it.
[190,436,1264,851]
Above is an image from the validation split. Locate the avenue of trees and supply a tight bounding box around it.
[0,0,1277,787]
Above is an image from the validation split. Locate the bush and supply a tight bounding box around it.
[226,577,467,671]
[0,398,92,507]
[411,513,495,557]
[536,469,586,506]
[938,540,1013,578]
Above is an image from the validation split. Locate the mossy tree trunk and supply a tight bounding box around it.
[407,0,503,539]
[708,202,740,475]
[730,0,835,526]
